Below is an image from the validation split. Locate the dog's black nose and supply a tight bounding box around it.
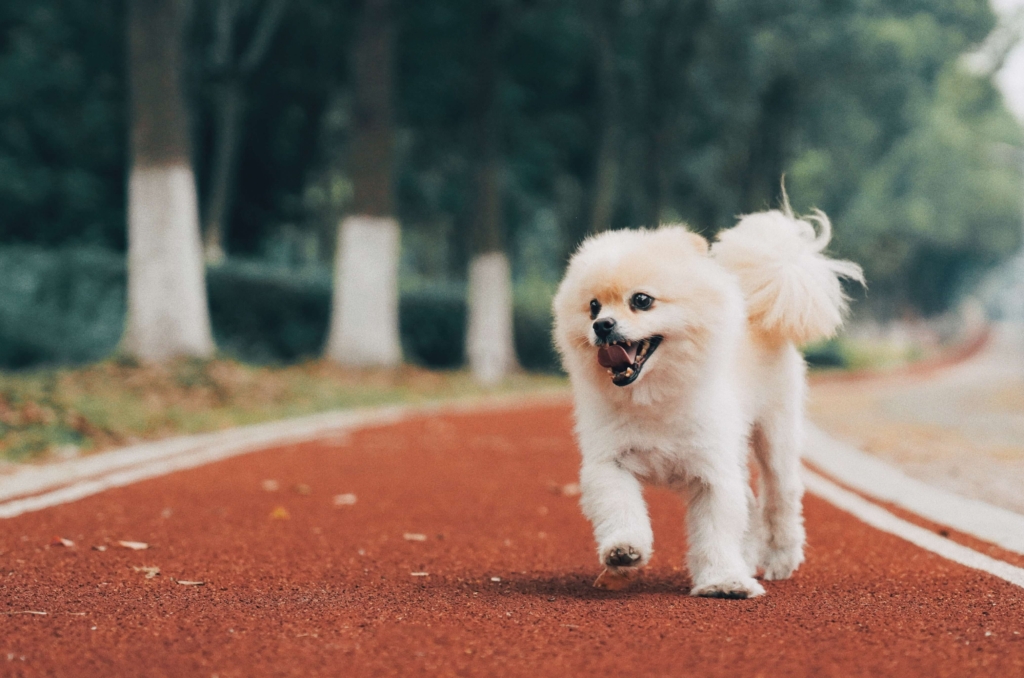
[593,318,616,340]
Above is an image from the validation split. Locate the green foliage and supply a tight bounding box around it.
[0,2,125,248]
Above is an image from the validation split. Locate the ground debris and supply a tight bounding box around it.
[548,481,581,497]
[49,536,74,548]
[410,572,429,577]
[172,579,206,586]
[403,533,427,541]
[333,493,357,506]
[118,540,149,551]
[593,568,635,591]
[269,506,291,520]
[132,566,160,579]
[293,483,312,496]
[3,610,47,616]
[92,545,107,552]
[262,479,280,492]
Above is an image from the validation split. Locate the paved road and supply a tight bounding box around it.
[1,403,1023,676]
[810,326,1024,514]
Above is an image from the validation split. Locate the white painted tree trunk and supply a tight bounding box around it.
[325,215,403,366]
[466,251,518,385]
[123,163,215,361]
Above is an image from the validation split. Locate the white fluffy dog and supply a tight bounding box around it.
[552,201,863,598]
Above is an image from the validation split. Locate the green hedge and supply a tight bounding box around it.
[0,247,562,373]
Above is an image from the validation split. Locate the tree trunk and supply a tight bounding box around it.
[203,80,243,265]
[741,77,796,213]
[588,0,621,234]
[123,0,215,362]
[202,0,288,264]
[466,4,518,385]
[639,0,708,227]
[325,0,403,366]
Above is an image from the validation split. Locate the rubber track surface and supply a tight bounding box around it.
[2,404,1023,676]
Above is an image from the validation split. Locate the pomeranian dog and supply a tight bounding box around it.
[552,198,863,598]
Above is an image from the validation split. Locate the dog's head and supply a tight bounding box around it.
[552,226,743,394]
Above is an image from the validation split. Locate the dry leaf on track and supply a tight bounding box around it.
[50,536,74,548]
[593,568,634,591]
[132,566,160,579]
[117,540,149,553]
[269,506,291,520]
[332,493,357,506]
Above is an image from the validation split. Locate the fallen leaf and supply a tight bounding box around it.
[50,536,74,548]
[332,493,357,506]
[173,579,205,586]
[261,479,280,492]
[118,541,149,551]
[293,484,312,496]
[560,483,581,497]
[403,533,427,542]
[132,566,160,579]
[593,568,634,591]
[269,506,290,520]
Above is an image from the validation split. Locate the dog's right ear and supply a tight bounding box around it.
[686,232,709,255]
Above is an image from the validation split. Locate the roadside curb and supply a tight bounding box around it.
[0,389,570,520]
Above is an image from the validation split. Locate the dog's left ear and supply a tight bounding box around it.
[686,232,709,254]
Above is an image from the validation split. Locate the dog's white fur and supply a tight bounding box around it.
[552,202,863,598]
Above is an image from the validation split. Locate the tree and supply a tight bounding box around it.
[201,0,288,264]
[324,0,402,367]
[122,0,215,361]
[465,1,520,385]
[586,0,623,234]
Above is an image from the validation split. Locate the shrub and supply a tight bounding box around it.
[0,247,563,373]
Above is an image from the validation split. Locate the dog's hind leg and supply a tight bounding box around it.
[751,408,806,580]
[579,460,654,571]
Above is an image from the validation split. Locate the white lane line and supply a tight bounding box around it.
[0,391,569,520]
[804,425,1024,556]
[803,468,1024,590]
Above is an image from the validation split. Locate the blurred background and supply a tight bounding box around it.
[1,0,1023,464]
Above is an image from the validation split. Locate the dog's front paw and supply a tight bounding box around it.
[690,576,765,600]
[759,544,804,581]
[598,540,649,570]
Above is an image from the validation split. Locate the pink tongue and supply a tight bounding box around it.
[597,344,637,370]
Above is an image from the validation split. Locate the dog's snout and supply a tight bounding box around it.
[593,318,617,340]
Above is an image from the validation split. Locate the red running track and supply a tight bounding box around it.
[1,403,1022,676]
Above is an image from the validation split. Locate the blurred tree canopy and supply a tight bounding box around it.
[0,0,1020,317]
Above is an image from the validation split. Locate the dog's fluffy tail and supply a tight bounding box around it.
[712,196,864,345]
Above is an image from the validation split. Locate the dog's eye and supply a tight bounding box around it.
[631,293,654,311]
[589,299,601,319]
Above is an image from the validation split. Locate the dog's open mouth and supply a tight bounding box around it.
[596,336,662,387]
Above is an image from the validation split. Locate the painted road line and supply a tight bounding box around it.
[803,468,1024,589]
[804,424,1024,556]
